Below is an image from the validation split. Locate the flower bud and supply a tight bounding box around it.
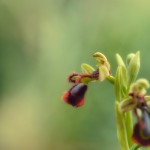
[116,53,126,67]
[126,53,135,66]
[127,51,140,85]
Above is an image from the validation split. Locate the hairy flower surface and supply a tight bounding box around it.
[130,94,150,146]
[63,83,88,107]
[132,106,150,146]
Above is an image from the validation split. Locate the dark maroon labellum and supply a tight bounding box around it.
[132,107,150,146]
[63,83,88,107]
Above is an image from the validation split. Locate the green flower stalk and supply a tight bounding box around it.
[62,51,150,150]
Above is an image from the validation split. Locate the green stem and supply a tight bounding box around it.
[125,111,133,147]
[107,71,135,149]
[116,102,129,150]
[106,75,115,85]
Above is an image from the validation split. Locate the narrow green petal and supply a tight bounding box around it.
[81,63,95,74]
[98,65,109,81]
[119,98,136,113]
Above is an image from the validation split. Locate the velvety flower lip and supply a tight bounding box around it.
[63,83,88,107]
[63,70,97,107]
[132,106,150,146]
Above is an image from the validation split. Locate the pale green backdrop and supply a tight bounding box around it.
[0,0,150,150]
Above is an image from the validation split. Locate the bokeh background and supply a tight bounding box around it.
[0,0,150,150]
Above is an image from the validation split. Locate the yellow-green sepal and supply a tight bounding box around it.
[81,63,95,74]
[93,52,108,63]
[98,65,110,82]
[119,98,137,114]
[93,52,110,72]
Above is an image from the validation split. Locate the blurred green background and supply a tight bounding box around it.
[0,0,150,150]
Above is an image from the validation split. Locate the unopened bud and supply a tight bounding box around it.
[126,53,135,66]
[127,51,140,85]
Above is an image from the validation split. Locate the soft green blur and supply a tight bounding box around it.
[0,0,150,150]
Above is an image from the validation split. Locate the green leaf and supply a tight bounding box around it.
[115,66,127,101]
